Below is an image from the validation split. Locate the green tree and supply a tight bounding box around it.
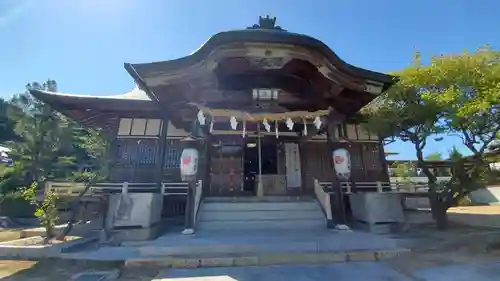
[0,98,16,144]
[418,46,500,227]
[0,161,26,214]
[21,182,59,244]
[364,47,500,229]
[391,161,416,189]
[362,52,445,226]
[6,80,69,242]
[448,146,463,161]
[425,152,442,161]
[56,128,110,240]
[392,161,415,179]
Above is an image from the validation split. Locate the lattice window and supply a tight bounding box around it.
[116,140,134,163]
[137,140,157,164]
[165,141,182,169]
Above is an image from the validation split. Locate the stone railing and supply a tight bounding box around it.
[316,181,430,194]
[318,180,432,211]
[161,180,203,230]
[45,181,158,198]
[161,182,188,195]
[313,179,333,226]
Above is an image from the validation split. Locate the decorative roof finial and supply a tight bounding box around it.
[247,15,286,31]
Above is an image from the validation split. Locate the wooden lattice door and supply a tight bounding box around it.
[209,145,245,196]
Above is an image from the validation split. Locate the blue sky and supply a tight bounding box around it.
[0,0,497,160]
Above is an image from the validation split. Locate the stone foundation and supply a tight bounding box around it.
[349,193,406,234]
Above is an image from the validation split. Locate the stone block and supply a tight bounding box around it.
[376,248,411,260]
[200,257,234,267]
[346,251,377,262]
[312,252,347,263]
[233,256,259,267]
[170,258,200,268]
[259,254,298,265]
[258,252,349,266]
[125,259,169,267]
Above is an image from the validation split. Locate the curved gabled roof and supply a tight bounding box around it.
[29,87,158,130]
[126,28,396,90]
[30,87,151,102]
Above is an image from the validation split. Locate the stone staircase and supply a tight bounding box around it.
[197,196,326,231]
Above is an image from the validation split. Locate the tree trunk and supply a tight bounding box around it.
[433,202,449,230]
[56,183,91,241]
[44,223,54,244]
[56,200,80,240]
[0,197,4,215]
[429,189,451,230]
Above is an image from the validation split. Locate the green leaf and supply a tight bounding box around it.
[34,209,43,217]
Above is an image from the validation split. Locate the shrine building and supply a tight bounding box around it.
[31,16,400,239]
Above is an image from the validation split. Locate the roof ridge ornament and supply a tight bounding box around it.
[247,15,286,31]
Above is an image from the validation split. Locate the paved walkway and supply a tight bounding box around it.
[153,261,500,281]
[61,229,402,261]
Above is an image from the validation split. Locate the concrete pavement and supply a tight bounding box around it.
[153,260,500,281]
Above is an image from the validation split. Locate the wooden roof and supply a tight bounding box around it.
[30,17,397,133]
[126,29,394,89]
[29,88,160,132]
[124,17,396,126]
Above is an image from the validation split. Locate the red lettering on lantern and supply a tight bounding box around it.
[334,156,344,164]
[182,156,191,166]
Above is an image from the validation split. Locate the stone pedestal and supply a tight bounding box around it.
[349,193,405,234]
[105,193,163,241]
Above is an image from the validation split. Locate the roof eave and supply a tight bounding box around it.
[124,63,160,103]
[29,89,157,112]
[126,29,395,87]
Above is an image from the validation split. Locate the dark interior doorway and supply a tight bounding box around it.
[243,138,278,193]
[243,141,258,192]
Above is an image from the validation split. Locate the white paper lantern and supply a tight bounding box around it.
[332,148,351,180]
[197,110,206,126]
[263,119,271,132]
[230,116,238,130]
[313,116,322,130]
[286,118,294,130]
[180,148,199,178]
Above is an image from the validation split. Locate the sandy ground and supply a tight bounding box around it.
[448,205,500,228]
[0,230,21,242]
[449,205,500,215]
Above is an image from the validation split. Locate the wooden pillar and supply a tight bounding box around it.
[256,126,264,197]
[156,116,170,188]
[378,141,390,182]
[326,114,348,226]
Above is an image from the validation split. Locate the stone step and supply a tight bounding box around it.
[199,209,324,221]
[197,218,325,231]
[203,196,315,203]
[200,201,321,212]
[125,248,412,268]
